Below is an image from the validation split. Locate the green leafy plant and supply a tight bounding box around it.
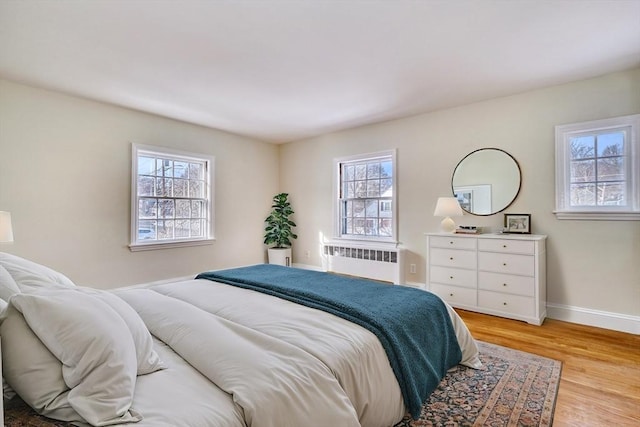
[264,193,298,248]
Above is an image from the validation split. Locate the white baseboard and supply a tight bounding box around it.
[116,274,195,290]
[547,303,640,335]
[400,281,639,335]
[119,264,318,290]
[292,263,325,271]
[403,281,426,290]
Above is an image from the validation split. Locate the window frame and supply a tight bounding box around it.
[129,143,215,251]
[333,149,398,244]
[554,114,640,220]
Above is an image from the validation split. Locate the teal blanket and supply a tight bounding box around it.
[196,264,462,418]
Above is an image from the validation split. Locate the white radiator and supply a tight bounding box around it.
[322,243,404,284]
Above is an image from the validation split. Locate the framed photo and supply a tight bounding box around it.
[504,214,531,234]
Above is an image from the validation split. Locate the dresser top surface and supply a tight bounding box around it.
[425,232,547,241]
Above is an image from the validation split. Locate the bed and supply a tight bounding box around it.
[0,252,481,427]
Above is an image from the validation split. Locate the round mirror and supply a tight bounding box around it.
[451,148,521,216]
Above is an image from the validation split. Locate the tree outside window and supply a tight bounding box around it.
[335,150,397,241]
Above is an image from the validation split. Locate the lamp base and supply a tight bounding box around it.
[440,217,456,233]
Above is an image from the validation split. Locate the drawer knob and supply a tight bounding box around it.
[449,241,454,245]
[503,283,507,287]
[449,293,454,297]
[450,276,454,279]
[503,302,508,306]
[503,244,507,248]
[450,257,454,260]
[503,263,507,266]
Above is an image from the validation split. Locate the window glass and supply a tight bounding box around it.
[131,144,214,248]
[568,131,627,207]
[335,150,396,240]
[555,115,639,220]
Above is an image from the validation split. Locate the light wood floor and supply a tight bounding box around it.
[456,310,640,427]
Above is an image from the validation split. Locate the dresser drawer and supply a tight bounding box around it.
[430,283,477,307]
[478,252,534,276]
[426,232,546,325]
[478,238,534,255]
[430,236,477,250]
[478,291,534,317]
[478,271,534,297]
[430,248,477,269]
[430,266,477,289]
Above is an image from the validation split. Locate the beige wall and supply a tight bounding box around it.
[1,70,638,327]
[0,79,279,288]
[280,68,640,320]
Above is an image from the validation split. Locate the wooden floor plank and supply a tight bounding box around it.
[456,310,640,427]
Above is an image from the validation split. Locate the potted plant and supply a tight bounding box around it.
[264,193,297,266]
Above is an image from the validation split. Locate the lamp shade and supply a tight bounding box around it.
[433,197,463,233]
[433,197,463,217]
[0,211,14,243]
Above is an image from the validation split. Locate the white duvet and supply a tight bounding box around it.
[116,278,481,427]
[0,247,481,427]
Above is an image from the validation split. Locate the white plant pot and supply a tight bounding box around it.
[267,247,292,266]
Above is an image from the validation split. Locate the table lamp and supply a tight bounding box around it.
[0,211,14,243]
[433,197,463,233]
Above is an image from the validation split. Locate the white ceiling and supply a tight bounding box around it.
[1,1,639,143]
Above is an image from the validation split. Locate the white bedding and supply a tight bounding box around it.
[129,338,245,427]
[151,279,405,424]
[0,252,481,427]
[118,280,479,426]
[120,288,361,427]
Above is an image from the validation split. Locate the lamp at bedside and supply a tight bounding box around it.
[0,211,14,243]
[433,197,463,233]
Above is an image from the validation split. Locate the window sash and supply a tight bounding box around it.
[554,114,639,220]
[334,150,397,242]
[567,129,629,207]
[131,144,214,249]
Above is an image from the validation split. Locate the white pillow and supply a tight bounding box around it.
[0,264,20,301]
[0,252,76,293]
[9,290,142,426]
[0,266,20,400]
[78,287,166,375]
[0,304,80,422]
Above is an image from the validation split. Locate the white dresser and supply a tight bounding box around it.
[426,232,547,325]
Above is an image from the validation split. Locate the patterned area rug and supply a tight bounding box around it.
[4,341,561,427]
[394,341,562,427]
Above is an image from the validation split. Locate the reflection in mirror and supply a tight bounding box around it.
[451,148,521,216]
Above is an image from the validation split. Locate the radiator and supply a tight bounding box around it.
[322,243,404,284]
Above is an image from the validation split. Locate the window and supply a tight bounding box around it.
[130,144,214,250]
[554,114,640,220]
[334,150,397,242]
